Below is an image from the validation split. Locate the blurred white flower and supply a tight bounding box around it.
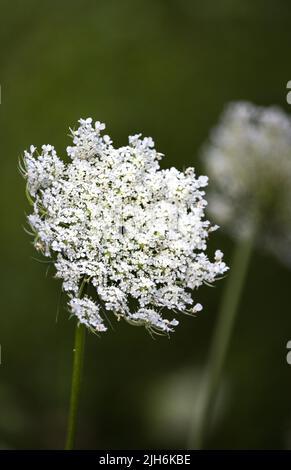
[145,368,228,446]
[22,118,227,334]
[203,101,291,265]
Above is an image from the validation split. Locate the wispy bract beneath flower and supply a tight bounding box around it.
[203,102,291,266]
[22,118,227,334]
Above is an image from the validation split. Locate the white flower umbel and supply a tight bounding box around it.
[203,101,291,265]
[22,118,227,334]
[69,297,107,332]
[190,101,291,449]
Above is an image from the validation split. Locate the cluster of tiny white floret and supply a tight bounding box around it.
[69,297,107,332]
[22,118,227,334]
[203,102,291,266]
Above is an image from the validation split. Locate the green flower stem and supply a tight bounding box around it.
[188,228,257,449]
[65,323,86,450]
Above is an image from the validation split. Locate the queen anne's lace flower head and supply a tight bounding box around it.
[22,118,228,334]
[203,102,291,266]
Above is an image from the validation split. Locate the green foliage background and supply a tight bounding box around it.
[1,0,291,449]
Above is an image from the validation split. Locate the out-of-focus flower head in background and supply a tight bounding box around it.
[203,102,291,266]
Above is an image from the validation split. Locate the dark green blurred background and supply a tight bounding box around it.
[1,0,291,449]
